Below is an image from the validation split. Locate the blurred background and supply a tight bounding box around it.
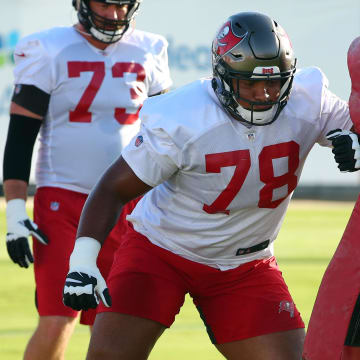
[0,0,359,197]
[0,2,359,359]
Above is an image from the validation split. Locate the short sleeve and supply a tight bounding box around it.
[317,87,352,147]
[13,36,53,94]
[147,37,172,95]
[121,120,180,187]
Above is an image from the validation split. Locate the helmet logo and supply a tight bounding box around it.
[262,68,274,74]
[252,66,280,78]
[215,21,243,56]
[218,26,230,40]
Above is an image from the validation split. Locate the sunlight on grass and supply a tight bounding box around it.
[0,199,355,359]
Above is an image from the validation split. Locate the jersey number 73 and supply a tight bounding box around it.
[67,61,145,124]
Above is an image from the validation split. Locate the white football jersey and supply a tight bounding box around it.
[13,26,172,193]
[122,67,351,270]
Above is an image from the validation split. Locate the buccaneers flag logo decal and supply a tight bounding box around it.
[215,21,244,56]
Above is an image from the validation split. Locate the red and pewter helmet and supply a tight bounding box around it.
[212,12,296,126]
[72,0,142,44]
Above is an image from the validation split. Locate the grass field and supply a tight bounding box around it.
[0,199,356,359]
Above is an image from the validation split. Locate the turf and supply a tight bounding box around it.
[0,200,355,359]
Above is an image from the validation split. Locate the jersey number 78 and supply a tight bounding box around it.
[203,141,299,213]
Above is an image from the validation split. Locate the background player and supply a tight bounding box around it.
[2,0,172,359]
[63,11,351,359]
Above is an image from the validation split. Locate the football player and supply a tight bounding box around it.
[3,0,172,359]
[63,11,351,360]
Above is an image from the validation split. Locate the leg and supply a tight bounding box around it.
[216,328,305,360]
[191,257,305,358]
[92,231,190,358]
[30,188,88,359]
[87,313,166,360]
[23,316,78,360]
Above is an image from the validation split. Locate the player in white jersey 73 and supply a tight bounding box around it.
[63,11,351,360]
[2,0,172,359]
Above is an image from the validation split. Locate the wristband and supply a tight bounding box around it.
[6,198,28,222]
[69,237,101,268]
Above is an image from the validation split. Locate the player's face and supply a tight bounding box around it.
[232,79,281,111]
[89,1,129,28]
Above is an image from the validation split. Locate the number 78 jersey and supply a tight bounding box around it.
[13,26,172,194]
[123,67,352,270]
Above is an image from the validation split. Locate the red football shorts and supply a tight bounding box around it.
[99,228,305,344]
[32,187,140,325]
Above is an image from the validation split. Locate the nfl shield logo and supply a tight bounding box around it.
[135,135,143,147]
[50,201,60,211]
[245,131,256,141]
[14,84,22,95]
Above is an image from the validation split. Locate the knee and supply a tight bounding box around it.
[37,316,77,342]
[87,340,150,360]
[87,344,119,360]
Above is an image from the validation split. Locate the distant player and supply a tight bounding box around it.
[3,0,171,359]
[63,12,351,359]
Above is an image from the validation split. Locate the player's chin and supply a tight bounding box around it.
[103,23,126,31]
[245,105,272,112]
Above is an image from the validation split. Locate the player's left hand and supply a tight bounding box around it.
[6,199,49,268]
[326,129,360,172]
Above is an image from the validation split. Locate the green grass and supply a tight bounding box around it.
[0,200,355,359]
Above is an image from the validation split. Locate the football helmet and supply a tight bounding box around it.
[212,12,296,126]
[72,0,142,44]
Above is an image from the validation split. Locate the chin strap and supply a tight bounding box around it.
[212,77,238,109]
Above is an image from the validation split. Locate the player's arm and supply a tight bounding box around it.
[3,85,50,268]
[63,156,152,310]
[5,101,42,200]
[147,35,172,98]
[79,156,152,243]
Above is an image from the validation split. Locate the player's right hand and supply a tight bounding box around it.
[6,199,48,268]
[63,237,112,311]
[63,267,111,311]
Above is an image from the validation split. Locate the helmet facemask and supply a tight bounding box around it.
[212,12,296,126]
[74,0,141,44]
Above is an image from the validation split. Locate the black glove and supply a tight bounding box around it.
[63,237,111,311]
[63,271,111,311]
[6,199,49,268]
[326,129,360,172]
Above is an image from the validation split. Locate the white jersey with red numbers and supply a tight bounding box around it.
[122,67,351,270]
[13,26,172,193]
